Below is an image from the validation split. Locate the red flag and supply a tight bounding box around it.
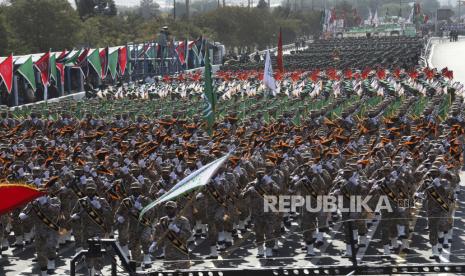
[275,71,283,81]
[277,28,284,73]
[175,41,186,65]
[35,52,50,86]
[76,48,89,66]
[344,69,352,79]
[290,71,301,82]
[376,68,386,80]
[0,184,45,215]
[163,75,171,82]
[99,47,108,79]
[361,67,371,80]
[326,68,338,80]
[310,69,320,82]
[56,63,65,85]
[393,68,401,79]
[118,47,127,75]
[408,70,418,80]
[0,54,13,93]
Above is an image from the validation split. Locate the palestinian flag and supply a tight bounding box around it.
[87,49,102,79]
[0,54,13,93]
[34,52,50,86]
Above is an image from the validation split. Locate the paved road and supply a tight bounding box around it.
[431,38,465,84]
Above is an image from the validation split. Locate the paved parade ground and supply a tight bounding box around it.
[0,38,465,275]
[431,38,465,84]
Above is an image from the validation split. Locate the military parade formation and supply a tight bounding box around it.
[0,35,464,275]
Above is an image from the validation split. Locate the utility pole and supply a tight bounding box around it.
[186,0,189,20]
[173,0,176,20]
[399,0,402,18]
[223,0,226,7]
[218,0,220,8]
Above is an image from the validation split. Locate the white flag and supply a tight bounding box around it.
[263,50,276,92]
[373,10,379,27]
[139,153,231,219]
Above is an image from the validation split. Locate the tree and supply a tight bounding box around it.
[257,0,268,9]
[139,0,160,19]
[75,0,117,20]
[0,15,9,56]
[6,0,81,54]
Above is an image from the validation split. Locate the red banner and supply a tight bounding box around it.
[118,47,127,75]
[35,52,50,86]
[99,47,108,79]
[56,63,65,85]
[0,184,44,215]
[0,54,13,93]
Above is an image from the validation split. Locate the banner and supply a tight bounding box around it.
[0,54,13,93]
[34,52,50,86]
[17,56,37,91]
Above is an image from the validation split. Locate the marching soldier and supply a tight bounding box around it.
[115,182,154,269]
[70,180,111,275]
[150,201,191,270]
[19,184,61,276]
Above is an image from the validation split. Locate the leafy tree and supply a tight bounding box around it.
[6,0,81,54]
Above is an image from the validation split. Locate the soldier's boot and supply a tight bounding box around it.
[143,254,152,268]
[397,225,407,239]
[273,240,280,253]
[443,231,452,249]
[430,244,439,259]
[343,244,352,257]
[306,244,315,257]
[201,224,207,238]
[445,230,453,245]
[218,231,225,249]
[359,235,367,248]
[156,248,165,259]
[438,232,445,252]
[13,235,24,247]
[237,220,246,234]
[47,259,56,274]
[315,231,325,248]
[194,221,202,238]
[224,231,233,247]
[400,239,410,253]
[390,238,399,250]
[40,268,48,276]
[265,247,273,258]
[207,245,218,259]
[257,245,265,258]
[383,244,391,256]
[2,238,9,250]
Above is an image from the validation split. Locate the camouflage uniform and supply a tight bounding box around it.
[19,192,61,276]
[152,201,191,270]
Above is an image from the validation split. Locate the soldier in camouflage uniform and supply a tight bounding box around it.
[19,184,61,276]
[242,167,280,258]
[150,201,191,270]
[115,182,154,269]
[70,180,112,275]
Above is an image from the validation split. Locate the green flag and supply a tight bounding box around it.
[87,49,102,79]
[108,50,118,80]
[17,56,36,91]
[139,153,231,220]
[202,44,216,135]
[50,53,58,83]
[64,49,81,66]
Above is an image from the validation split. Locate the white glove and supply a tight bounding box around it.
[134,201,143,210]
[71,213,80,220]
[433,178,441,187]
[37,196,47,205]
[19,212,28,220]
[91,199,102,209]
[168,223,180,233]
[117,216,125,224]
[149,241,157,253]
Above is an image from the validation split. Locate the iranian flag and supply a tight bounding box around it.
[118,47,127,75]
[0,184,45,215]
[0,54,13,93]
[34,52,50,86]
[17,56,37,91]
[99,47,108,79]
